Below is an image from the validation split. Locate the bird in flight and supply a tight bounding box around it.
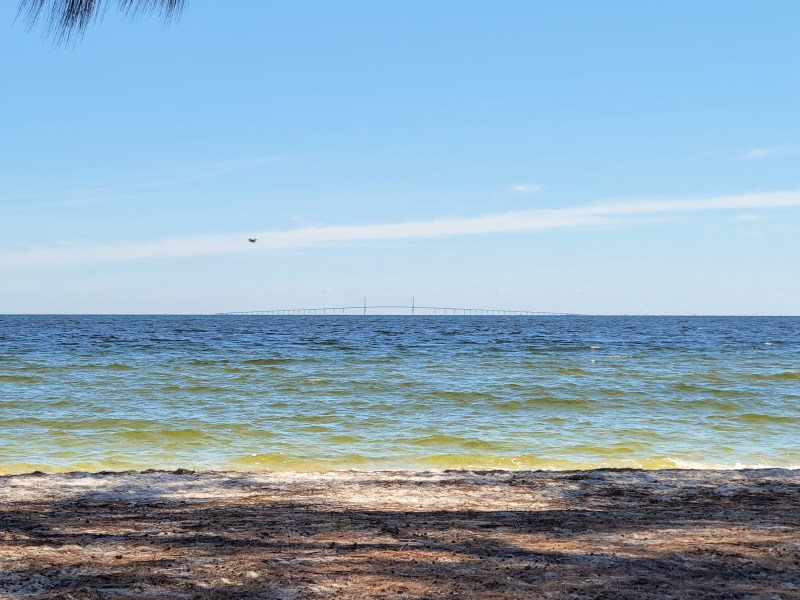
[248,238,257,243]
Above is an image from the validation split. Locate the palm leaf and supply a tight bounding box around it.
[19,0,185,41]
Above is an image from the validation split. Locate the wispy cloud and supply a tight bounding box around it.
[733,213,766,222]
[509,184,544,194]
[3,190,800,269]
[7,155,292,211]
[735,146,792,161]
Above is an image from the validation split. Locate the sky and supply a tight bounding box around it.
[2,1,799,315]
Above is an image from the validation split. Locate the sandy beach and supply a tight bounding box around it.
[1,469,798,599]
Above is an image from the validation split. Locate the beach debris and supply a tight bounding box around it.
[1,469,798,599]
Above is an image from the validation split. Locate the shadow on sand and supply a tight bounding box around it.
[1,470,799,599]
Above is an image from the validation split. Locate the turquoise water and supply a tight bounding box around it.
[0,315,798,473]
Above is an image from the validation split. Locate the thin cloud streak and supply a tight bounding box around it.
[735,146,792,161]
[6,155,293,211]
[2,190,800,269]
[510,184,544,194]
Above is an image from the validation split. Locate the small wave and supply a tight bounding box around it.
[679,397,738,410]
[188,358,229,367]
[243,358,294,365]
[665,457,799,470]
[156,428,213,441]
[430,391,497,402]
[0,374,44,384]
[736,413,796,424]
[523,396,594,409]
[225,452,369,471]
[405,435,515,451]
[742,371,799,381]
[325,434,365,443]
[295,414,338,424]
[42,418,156,431]
[672,382,748,397]
[412,453,575,471]
[550,365,595,377]
[678,373,730,384]
[317,339,345,347]
[487,396,594,410]
[771,371,800,380]
[565,443,653,455]
[161,384,232,394]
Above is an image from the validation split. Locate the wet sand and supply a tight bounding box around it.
[1,469,799,599]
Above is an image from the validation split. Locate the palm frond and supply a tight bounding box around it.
[18,0,185,41]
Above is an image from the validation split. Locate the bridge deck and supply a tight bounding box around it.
[216,305,575,316]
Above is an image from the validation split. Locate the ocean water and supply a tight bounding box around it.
[0,315,798,474]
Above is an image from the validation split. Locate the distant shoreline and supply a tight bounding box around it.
[3,313,800,317]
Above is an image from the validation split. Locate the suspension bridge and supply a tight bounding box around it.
[217,299,575,316]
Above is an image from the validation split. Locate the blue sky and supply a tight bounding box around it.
[2,1,799,314]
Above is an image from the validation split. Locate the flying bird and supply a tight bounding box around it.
[248,238,257,243]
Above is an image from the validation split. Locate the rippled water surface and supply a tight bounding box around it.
[0,315,798,473]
